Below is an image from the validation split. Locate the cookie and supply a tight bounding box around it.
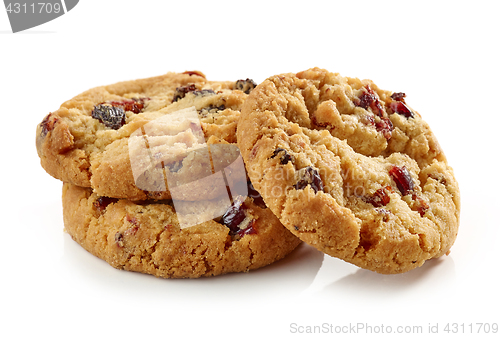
[62,182,301,278]
[36,71,257,200]
[237,67,460,274]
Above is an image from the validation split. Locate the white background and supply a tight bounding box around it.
[1,1,499,336]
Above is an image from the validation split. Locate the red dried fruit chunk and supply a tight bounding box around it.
[107,98,149,114]
[412,194,429,217]
[91,104,126,130]
[93,196,118,212]
[182,70,206,78]
[40,113,58,137]
[368,186,392,207]
[295,166,324,193]
[375,117,393,140]
[220,197,256,238]
[391,92,406,101]
[389,165,415,196]
[270,148,295,165]
[356,85,384,117]
[234,79,257,94]
[390,101,414,118]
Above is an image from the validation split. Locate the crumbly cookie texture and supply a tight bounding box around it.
[237,67,460,274]
[36,71,257,200]
[62,183,301,278]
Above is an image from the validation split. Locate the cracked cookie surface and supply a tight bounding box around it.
[37,71,255,200]
[237,68,460,274]
[62,183,301,278]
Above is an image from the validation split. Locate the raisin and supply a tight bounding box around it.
[375,117,393,140]
[295,166,324,193]
[193,89,216,97]
[219,197,256,238]
[91,104,126,130]
[355,85,384,117]
[172,84,197,102]
[391,92,406,101]
[390,101,414,118]
[115,232,124,247]
[234,79,257,94]
[40,113,58,137]
[107,98,149,114]
[270,148,295,165]
[367,186,392,207]
[389,165,415,196]
[93,196,118,212]
[199,104,226,116]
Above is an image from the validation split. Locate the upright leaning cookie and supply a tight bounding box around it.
[237,68,460,274]
[62,183,301,278]
[36,71,257,200]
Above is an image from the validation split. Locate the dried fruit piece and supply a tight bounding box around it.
[412,194,429,217]
[40,113,58,137]
[93,196,118,212]
[234,79,257,94]
[390,101,414,118]
[375,117,393,140]
[115,232,124,247]
[390,92,406,101]
[91,104,126,130]
[172,84,197,102]
[389,165,415,196]
[355,85,384,117]
[367,186,392,207]
[295,166,324,193]
[193,89,216,97]
[270,148,295,165]
[182,70,206,78]
[107,98,149,114]
[219,197,257,238]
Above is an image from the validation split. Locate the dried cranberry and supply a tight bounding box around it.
[93,196,118,212]
[40,113,58,136]
[172,84,197,102]
[270,148,295,165]
[182,70,206,78]
[234,79,257,94]
[367,186,392,207]
[389,165,415,196]
[107,98,149,114]
[391,92,406,101]
[375,117,393,140]
[295,166,324,193]
[219,197,256,238]
[390,101,414,118]
[91,104,126,130]
[412,194,429,217]
[355,85,384,117]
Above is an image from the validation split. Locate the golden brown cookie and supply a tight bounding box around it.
[62,182,301,278]
[36,71,257,200]
[237,68,460,274]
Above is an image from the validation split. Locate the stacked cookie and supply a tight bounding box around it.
[36,71,302,278]
[36,68,460,276]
